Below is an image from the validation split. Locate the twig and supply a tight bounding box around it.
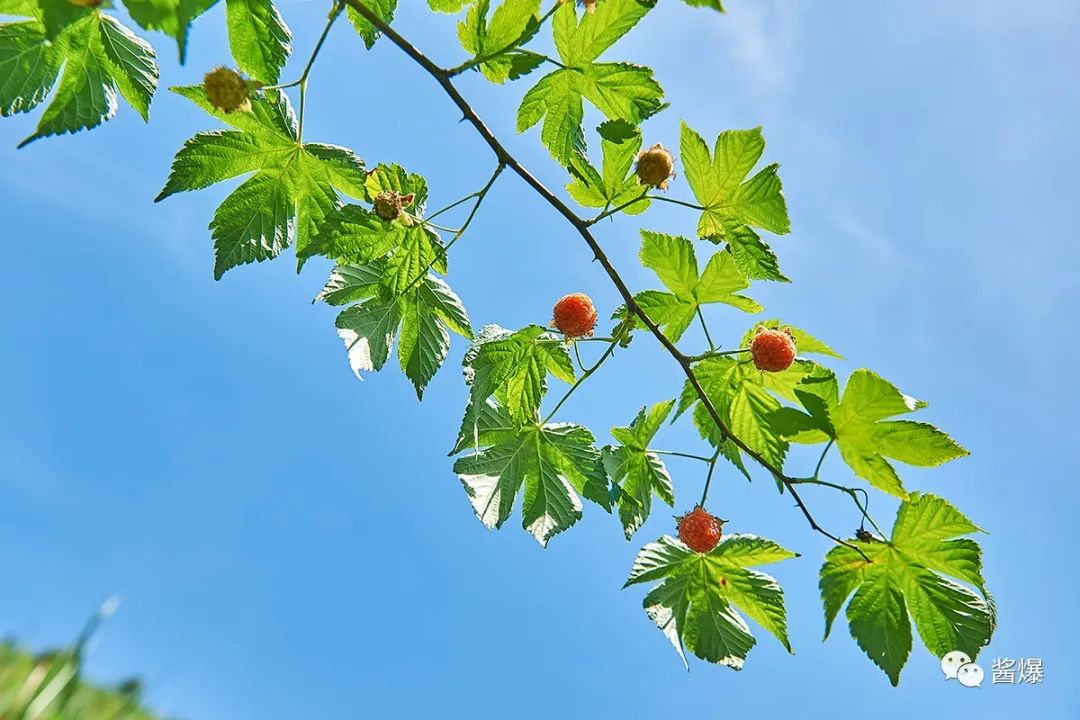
[342,0,862,557]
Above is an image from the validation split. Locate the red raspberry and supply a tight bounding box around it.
[677,507,724,553]
[552,293,597,339]
[750,327,797,372]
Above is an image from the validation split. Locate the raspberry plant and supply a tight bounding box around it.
[0,0,993,685]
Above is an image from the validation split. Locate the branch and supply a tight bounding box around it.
[342,0,862,557]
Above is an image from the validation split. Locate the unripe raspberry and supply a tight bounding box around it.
[552,293,597,339]
[636,144,674,189]
[373,191,404,221]
[750,327,797,372]
[678,507,724,553]
[203,67,251,113]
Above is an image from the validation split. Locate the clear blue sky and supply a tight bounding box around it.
[1,1,1077,717]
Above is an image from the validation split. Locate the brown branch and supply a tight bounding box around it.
[342,0,864,558]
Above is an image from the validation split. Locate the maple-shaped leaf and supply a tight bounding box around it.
[451,399,611,546]
[680,123,790,281]
[301,163,448,293]
[674,335,836,474]
[123,0,218,62]
[317,262,472,398]
[772,369,968,498]
[602,400,677,539]
[625,534,796,669]
[156,87,368,279]
[2,6,157,147]
[517,0,663,166]
[457,0,544,84]
[462,324,575,429]
[567,120,651,215]
[820,493,994,685]
[614,230,761,341]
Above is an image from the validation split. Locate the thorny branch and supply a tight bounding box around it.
[342,0,869,558]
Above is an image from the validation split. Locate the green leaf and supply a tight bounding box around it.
[463,324,575,428]
[725,224,789,282]
[778,369,968,498]
[123,0,218,63]
[429,0,473,12]
[517,0,663,166]
[346,0,396,49]
[457,0,541,84]
[567,119,650,215]
[38,0,92,40]
[681,123,790,242]
[0,639,164,719]
[16,13,158,147]
[820,493,994,685]
[452,401,611,545]
[675,352,831,472]
[225,0,291,84]
[680,0,723,10]
[614,230,760,341]
[740,319,842,359]
[603,400,675,539]
[329,271,472,397]
[625,534,796,669]
[157,87,367,278]
[0,21,62,117]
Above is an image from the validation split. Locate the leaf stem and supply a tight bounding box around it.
[647,195,706,211]
[696,307,716,351]
[294,1,344,138]
[446,3,561,77]
[684,348,748,363]
[585,189,649,225]
[543,338,619,424]
[652,449,714,463]
[699,448,722,507]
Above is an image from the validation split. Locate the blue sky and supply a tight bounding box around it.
[1,0,1078,717]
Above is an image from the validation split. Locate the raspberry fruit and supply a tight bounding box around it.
[373,191,404,221]
[204,67,251,113]
[67,0,102,7]
[750,327,797,372]
[552,293,598,339]
[677,507,724,553]
[635,144,674,189]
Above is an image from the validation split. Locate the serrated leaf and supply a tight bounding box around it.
[452,402,611,545]
[820,493,993,685]
[225,0,291,84]
[123,0,218,62]
[458,0,541,84]
[331,273,471,396]
[603,400,675,539]
[463,324,575,428]
[613,230,760,341]
[567,119,650,215]
[777,369,968,498]
[517,0,662,166]
[346,0,396,49]
[625,534,796,669]
[15,13,158,147]
[157,87,367,278]
[681,123,790,242]
[0,21,62,117]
